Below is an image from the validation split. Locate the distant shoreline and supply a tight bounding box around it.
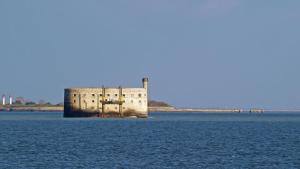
[149,107,300,113]
[0,105,63,112]
[1,105,300,113]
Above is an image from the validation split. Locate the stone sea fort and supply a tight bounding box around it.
[64,78,149,118]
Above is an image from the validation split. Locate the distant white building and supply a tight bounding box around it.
[9,96,13,105]
[2,95,6,105]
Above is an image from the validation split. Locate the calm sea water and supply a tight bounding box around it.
[0,112,300,169]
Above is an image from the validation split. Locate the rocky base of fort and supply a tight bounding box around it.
[64,110,147,118]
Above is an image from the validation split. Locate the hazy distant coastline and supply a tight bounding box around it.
[1,105,300,113]
[0,105,243,113]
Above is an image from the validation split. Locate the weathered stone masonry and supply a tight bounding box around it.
[64,78,149,118]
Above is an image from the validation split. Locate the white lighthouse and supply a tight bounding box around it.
[9,96,13,105]
[2,95,6,105]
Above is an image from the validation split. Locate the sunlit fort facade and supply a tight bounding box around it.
[64,78,148,118]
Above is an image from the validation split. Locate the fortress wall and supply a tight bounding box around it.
[122,88,148,113]
[65,88,103,112]
[64,87,148,117]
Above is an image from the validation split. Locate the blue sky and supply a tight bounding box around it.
[0,0,300,109]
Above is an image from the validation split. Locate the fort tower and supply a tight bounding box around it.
[142,77,149,90]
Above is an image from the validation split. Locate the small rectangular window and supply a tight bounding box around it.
[115,94,118,97]
[74,100,76,103]
[115,107,118,110]
[92,94,95,97]
[138,94,142,97]
[100,94,103,96]
[107,94,110,97]
[122,94,125,97]
[74,94,76,97]
[92,100,95,103]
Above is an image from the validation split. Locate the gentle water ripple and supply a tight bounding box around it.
[0,112,300,168]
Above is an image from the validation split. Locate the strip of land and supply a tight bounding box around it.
[0,105,243,112]
[0,105,63,112]
[1,105,298,113]
[0,105,258,113]
[149,107,243,113]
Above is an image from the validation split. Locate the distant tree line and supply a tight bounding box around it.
[13,97,63,106]
[148,100,172,107]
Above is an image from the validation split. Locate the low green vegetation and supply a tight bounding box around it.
[148,100,172,107]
